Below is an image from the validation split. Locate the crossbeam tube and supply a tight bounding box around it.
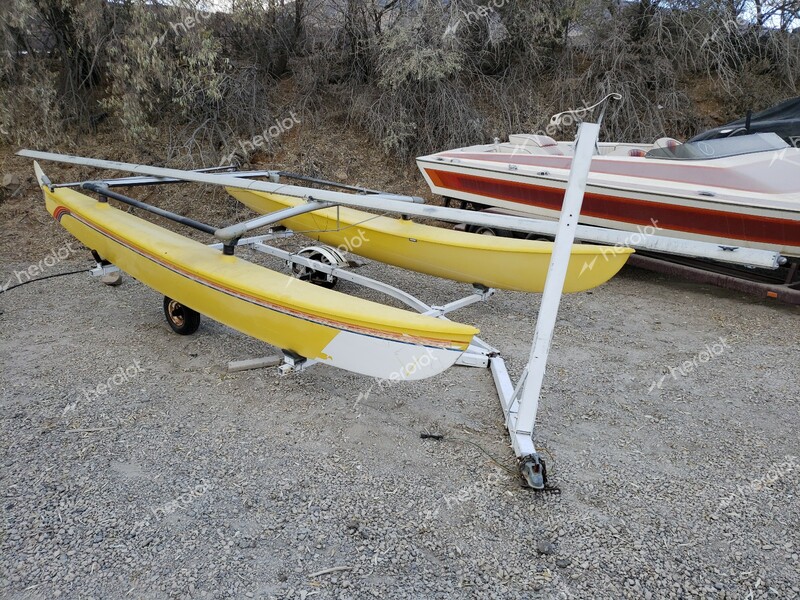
[81,183,217,235]
[214,201,335,242]
[19,149,783,269]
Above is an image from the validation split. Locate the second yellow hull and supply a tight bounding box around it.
[227,188,632,293]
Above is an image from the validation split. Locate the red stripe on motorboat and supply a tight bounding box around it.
[426,169,800,247]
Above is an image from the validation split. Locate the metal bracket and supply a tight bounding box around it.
[278,350,317,375]
[454,348,490,368]
[519,453,547,490]
[89,263,120,277]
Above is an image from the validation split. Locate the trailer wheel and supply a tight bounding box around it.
[526,233,553,241]
[290,246,346,289]
[473,226,498,236]
[163,297,201,335]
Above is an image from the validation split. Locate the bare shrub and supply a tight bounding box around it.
[101,2,279,165]
[0,0,797,161]
[0,66,63,147]
[0,0,110,140]
[341,0,485,158]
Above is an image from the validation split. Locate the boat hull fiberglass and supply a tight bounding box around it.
[226,187,632,294]
[34,164,479,380]
[417,132,800,258]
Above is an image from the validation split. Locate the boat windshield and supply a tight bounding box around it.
[645,132,788,160]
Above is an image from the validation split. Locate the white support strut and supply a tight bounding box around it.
[510,122,601,487]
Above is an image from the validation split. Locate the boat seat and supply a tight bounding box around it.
[654,137,682,150]
[605,146,649,157]
[507,134,564,156]
[495,143,536,155]
[461,143,500,153]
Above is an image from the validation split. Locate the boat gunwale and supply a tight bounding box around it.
[417,156,800,214]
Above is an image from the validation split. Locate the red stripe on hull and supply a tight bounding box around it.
[52,205,70,222]
[51,201,459,349]
[426,169,800,248]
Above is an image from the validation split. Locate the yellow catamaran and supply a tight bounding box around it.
[18,114,630,490]
[23,150,631,383]
[35,163,477,380]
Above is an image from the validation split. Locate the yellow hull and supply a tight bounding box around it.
[227,189,632,293]
[37,166,478,380]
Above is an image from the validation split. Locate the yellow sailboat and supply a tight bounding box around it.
[17,149,632,295]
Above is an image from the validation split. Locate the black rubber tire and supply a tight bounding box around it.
[163,296,201,335]
[526,233,554,241]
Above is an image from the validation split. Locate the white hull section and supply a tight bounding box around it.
[320,333,463,381]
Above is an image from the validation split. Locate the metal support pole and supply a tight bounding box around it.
[213,200,335,242]
[512,122,601,489]
[81,183,217,235]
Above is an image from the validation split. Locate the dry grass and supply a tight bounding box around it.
[0,0,797,164]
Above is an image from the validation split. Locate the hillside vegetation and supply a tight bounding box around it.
[1,0,798,165]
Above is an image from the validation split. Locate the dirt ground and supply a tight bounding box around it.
[1,135,798,600]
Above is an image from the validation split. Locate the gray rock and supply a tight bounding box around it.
[536,539,556,555]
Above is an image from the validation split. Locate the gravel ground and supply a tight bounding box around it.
[1,232,799,599]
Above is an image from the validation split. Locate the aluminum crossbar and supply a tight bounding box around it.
[246,238,491,317]
[19,150,782,268]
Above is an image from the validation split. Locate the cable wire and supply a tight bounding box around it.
[0,268,89,295]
